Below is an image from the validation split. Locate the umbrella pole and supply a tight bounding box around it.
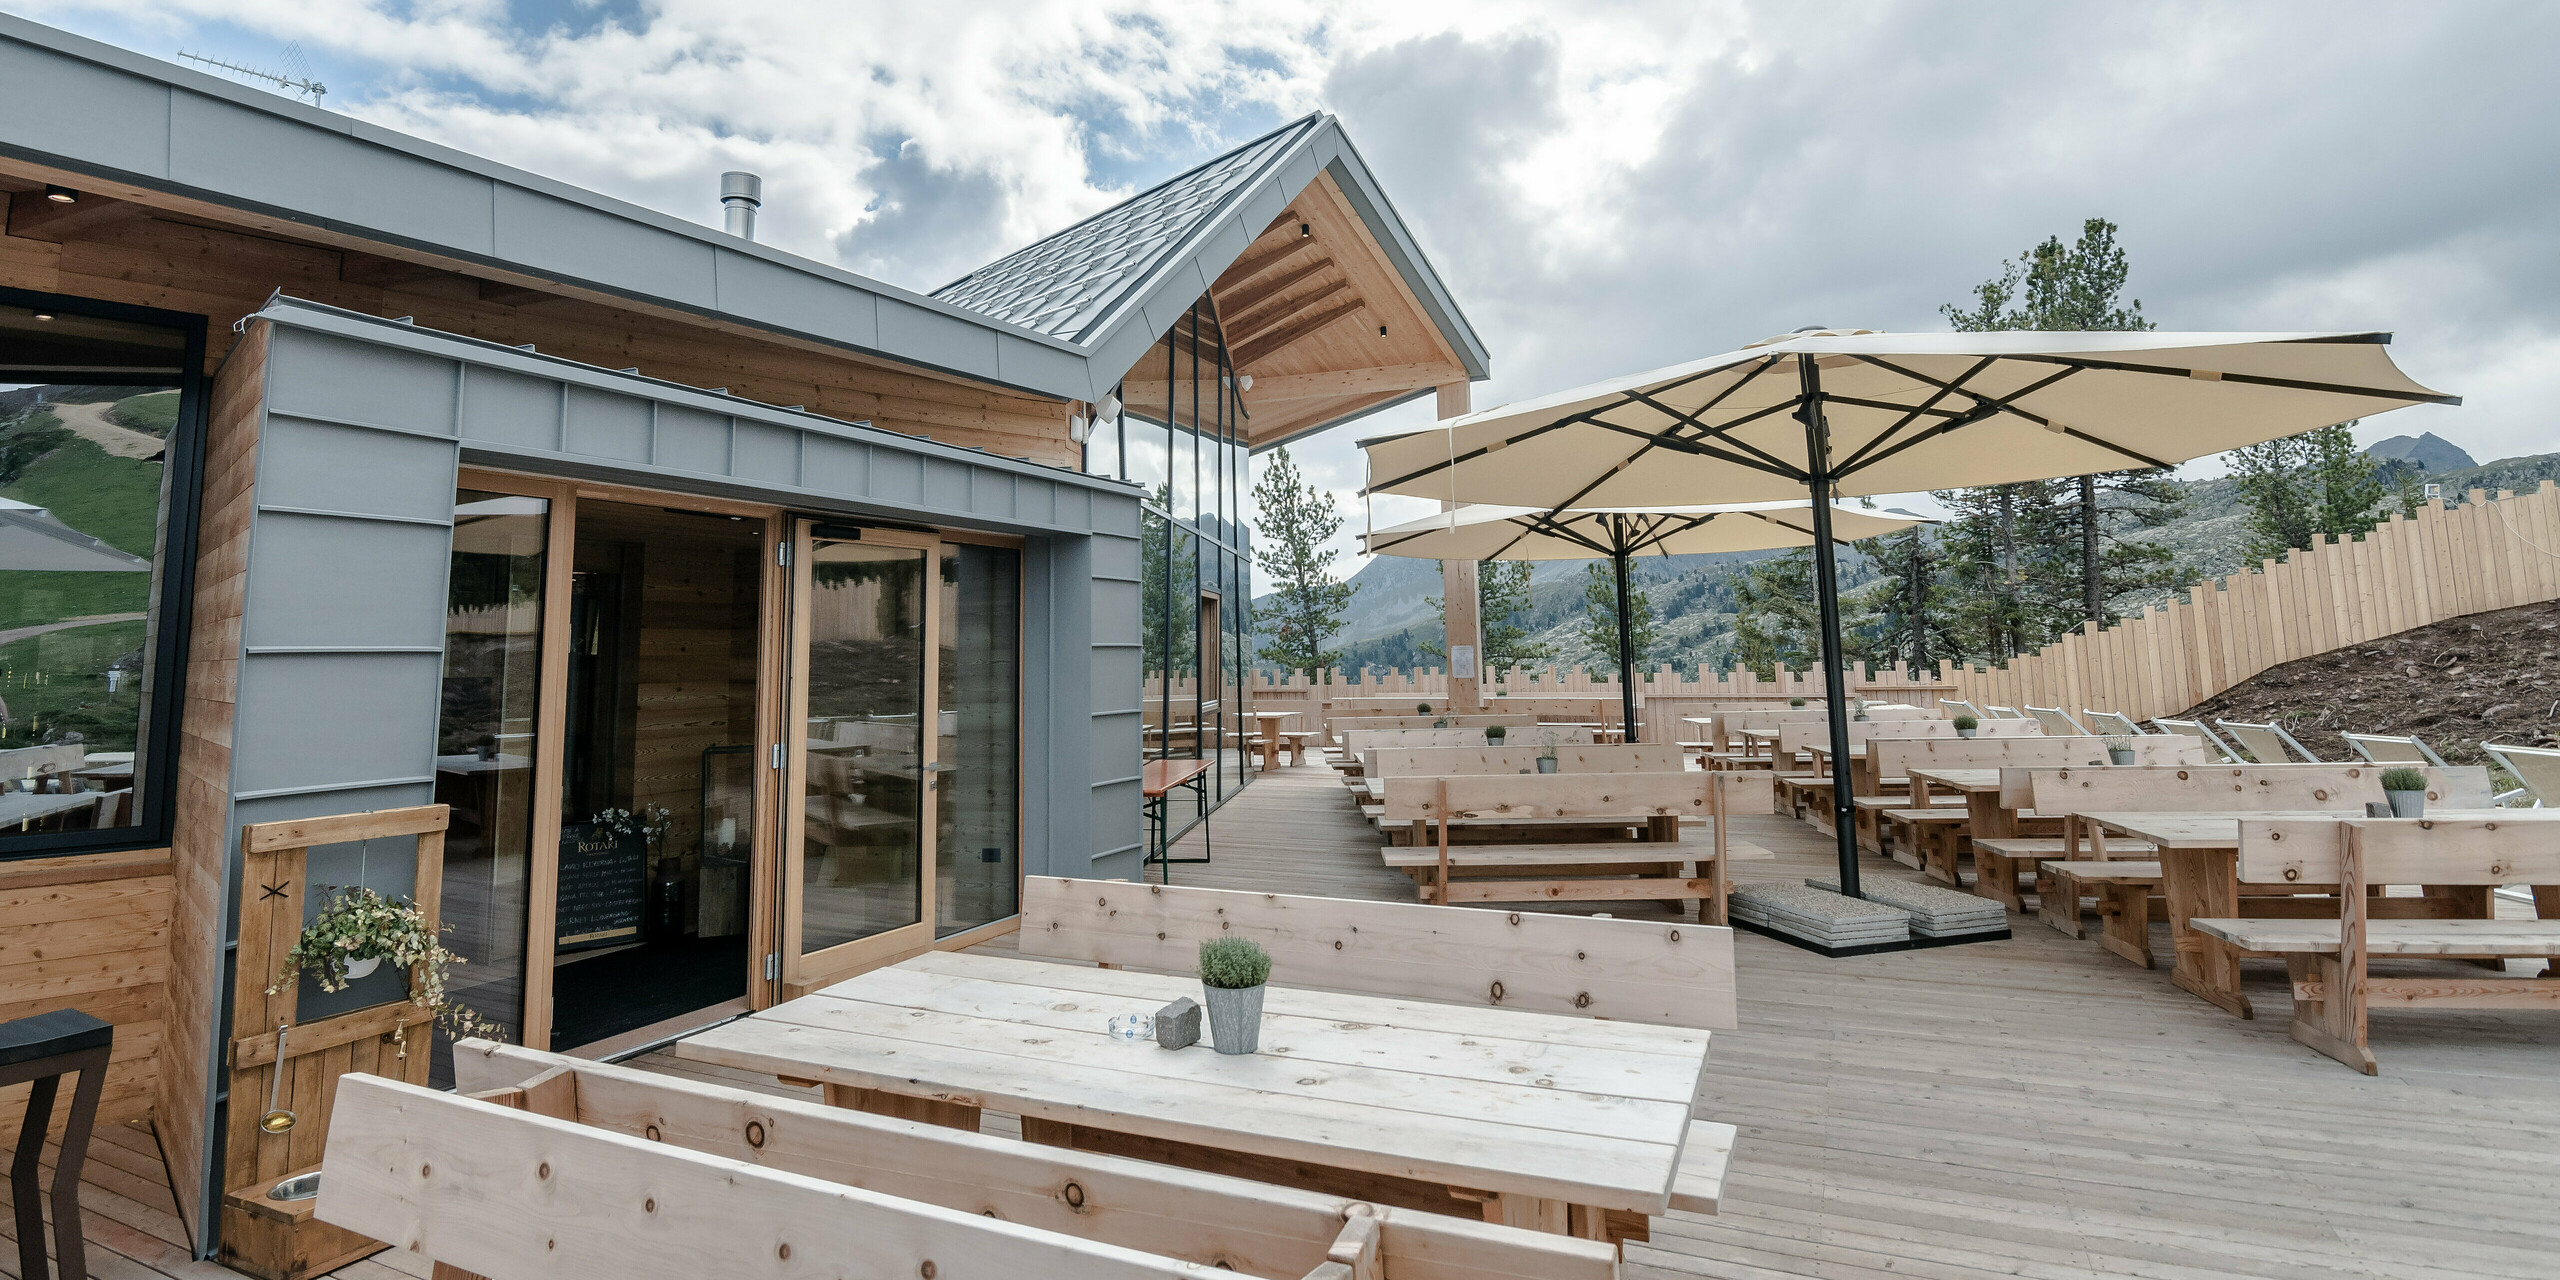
[1798,359,1861,899]
[1611,543,1640,743]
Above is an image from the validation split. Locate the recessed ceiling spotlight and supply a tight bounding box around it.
[1377,325,1388,337]
[33,312,57,321]
[43,184,77,204]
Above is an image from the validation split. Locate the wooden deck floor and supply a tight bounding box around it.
[17,761,2554,1279]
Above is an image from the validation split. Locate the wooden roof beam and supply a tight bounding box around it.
[1239,362,1467,403]
[5,189,147,242]
[1214,257,1333,317]
[1227,279,1357,350]
[1232,297,1367,368]
[1213,214,1317,289]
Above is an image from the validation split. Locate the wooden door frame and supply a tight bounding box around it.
[454,467,786,1043]
[779,522,944,997]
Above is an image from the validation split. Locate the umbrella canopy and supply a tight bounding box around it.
[1358,329,2455,900]
[1361,500,1927,561]
[0,497,150,572]
[1362,329,2456,507]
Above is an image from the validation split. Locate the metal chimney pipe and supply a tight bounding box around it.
[720,171,763,240]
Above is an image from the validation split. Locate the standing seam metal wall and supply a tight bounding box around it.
[188,304,1142,1249]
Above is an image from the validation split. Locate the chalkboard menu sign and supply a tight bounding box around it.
[556,821,646,951]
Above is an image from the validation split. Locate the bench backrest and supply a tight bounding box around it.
[2236,815,2560,885]
[2026,764,2379,814]
[1871,734,2203,779]
[357,1048,1614,1280]
[1334,713,1540,731]
[1775,716,2039,756]
[1019,878,1737,1029]
[1735,703,1931,734]
[1341,726,1592,753]
[1369,743,1690,778]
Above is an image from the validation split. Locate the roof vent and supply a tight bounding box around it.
[721,172,764,241]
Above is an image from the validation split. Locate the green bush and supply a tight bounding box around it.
[1198,936,1271,989]
[2380,767,2429,792]
[1415,702,1433,715]
[1952,714,1978,730]
[107,391,181,436]
[1788,697,1806,707]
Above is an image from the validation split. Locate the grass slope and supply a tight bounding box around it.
[0,434,164,632]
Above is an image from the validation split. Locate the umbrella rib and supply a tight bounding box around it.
[1632,391,1808,477]
[2004,353,2463,406]
[1831,359,2121,479]
[1831,355,2000,474]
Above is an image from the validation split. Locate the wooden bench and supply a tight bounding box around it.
[1021,876,1740,1031]
[2189,817,2560,1073]
[344,1044,1619,1280]
[1378,772,1770,921]
[1277,729,1318,766]
[2039,860,2164,966]
[1972,837,2159,912]
[1379,838,1775,914]
[1882,807,1971,883]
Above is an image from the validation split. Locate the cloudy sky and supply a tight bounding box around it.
[16,0,2553,582]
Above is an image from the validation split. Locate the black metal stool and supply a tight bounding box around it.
[3,1009,111,1280]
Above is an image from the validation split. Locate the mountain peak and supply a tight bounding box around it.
[2364,431,2474,472]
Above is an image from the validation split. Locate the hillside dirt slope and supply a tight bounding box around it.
[2173,597,2560,767]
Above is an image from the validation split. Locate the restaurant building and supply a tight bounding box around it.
[0,14,1487,1259]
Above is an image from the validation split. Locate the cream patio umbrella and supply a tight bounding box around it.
[1359,500,1929,738]
[1360,328,2456,897]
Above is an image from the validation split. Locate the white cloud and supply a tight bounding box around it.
[17,0,2553,592]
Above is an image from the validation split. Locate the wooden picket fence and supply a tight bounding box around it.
[1245,483,2560,733]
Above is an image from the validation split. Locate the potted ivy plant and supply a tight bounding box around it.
[2381,767,2430,818]
[2103,735,2136,765]
[1197,937,1271,1055]
[1953,713,1979,739]
[268,887,497,1041]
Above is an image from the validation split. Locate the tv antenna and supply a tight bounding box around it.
[177,42,326,106]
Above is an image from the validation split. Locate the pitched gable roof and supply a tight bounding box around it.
[934,117,1317,342]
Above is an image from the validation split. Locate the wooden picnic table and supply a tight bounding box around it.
[0,789,100,831]
[676,949,1713,1237]
[2069,808,2531,1018]
[1250,710,1300,771]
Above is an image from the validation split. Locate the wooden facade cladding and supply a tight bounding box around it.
[0,172,1080,468]
[156,318,271,1239]
[0,850,173,1156]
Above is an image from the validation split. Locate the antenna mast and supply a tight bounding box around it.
[177,47,326,106]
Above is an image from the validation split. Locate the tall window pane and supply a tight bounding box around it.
[430,490,546,1083]
[936,543,1019,936]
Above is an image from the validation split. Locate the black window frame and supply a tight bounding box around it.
[0,284,209,862]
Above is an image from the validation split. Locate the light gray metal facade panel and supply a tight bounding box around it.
[876,297,1000,375]
[563,386,653,463]
[267,330,458,434]
[169,96,497,255]
[457,366,562,450]
[802,436,867,493]
[230,652,446,796]
[0,39,170,177]
[712,249,881,350]
[994,334,1084,401]
[652,403,732,474]
[731,420,798,485]
[493,186,718,309]
[255,417,456,522]
[241,515,451,649]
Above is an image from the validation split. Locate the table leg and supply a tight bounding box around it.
[2096,883,2154,969]
[1484,1193,1569,1233]
[2161,848,2252,1019]
[2038,867,2085,938]
[12,1072,54,1280]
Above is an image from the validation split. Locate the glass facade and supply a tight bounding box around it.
[1088,296,1254,833]
[0,292,201,859]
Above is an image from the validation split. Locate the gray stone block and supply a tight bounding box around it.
[1155,996,1201,1050]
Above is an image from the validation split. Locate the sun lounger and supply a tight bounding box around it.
[2215,719,2322,763]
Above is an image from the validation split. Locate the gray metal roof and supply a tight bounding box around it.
[0,14,1485,417]
[934,117,1317,341]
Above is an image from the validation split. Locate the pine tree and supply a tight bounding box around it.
[1727,549,1818,678]
[1577,562,1658,672]
[1856,527,1960,669]
[1249,448,1356,674]
[2228,421,2386,561]
[1941,217,2179,630]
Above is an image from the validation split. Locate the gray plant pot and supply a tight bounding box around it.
[2386,790,2426,818]
[1202,982,1265,1054]
[1536,756,1559,773]
[2108,749,2135,765]
[1956,728,1976,739]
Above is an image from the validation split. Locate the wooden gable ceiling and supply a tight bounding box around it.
[1208,173,1469,449]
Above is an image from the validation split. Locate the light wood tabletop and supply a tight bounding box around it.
[1906,768,2000,794]
[676,949,1711,1217]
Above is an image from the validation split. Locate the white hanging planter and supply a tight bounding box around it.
[342,955,382,981]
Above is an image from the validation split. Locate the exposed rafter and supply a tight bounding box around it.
[1232,296,1367,368]
[1225,278,1356,349]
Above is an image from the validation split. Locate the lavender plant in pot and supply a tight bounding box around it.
[1534,727,1561,773]
[1953,713,1979,739]
[2381,767,2429,818]
[2104,735,2136,765]
[1197,936,1271,1054]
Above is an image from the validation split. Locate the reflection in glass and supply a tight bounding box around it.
[0,365,183,841]
[430,490,544,1084]
[800,539,927,953]
[935,543,1019,936]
